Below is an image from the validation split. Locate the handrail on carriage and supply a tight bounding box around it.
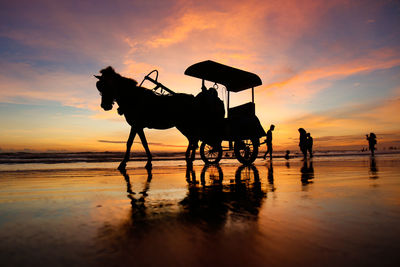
[140,70,175,95]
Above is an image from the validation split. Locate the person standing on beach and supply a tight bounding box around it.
[306,133,313,158]
[284,150,290,160]
[298,128,307,159]
[366,133,377,156]
[263,124,275,160]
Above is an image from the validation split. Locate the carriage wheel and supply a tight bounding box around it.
[200,142,222,164]
[234,138,259,165]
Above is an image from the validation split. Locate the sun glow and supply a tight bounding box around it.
[0,0,399,152]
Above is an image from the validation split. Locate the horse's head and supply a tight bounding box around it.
[95,66,118,111]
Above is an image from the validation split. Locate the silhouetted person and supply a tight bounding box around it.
[284,150,290,160]
[306,133,313,158]
[263,124,275,160]
[194,85,225,151]
[298,128,307,159]
[366,133,377,156]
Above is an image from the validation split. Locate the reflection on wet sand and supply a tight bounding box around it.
[120,167,152,213]
[369,156,379,179]
[95,164,267,265]
[266,161,276,192]
[182,164,265,230]
[285,161,290,169]
[121,164,266,225]
[300,159,314,188]
[2,156,400,266]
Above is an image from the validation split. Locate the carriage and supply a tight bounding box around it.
[141,60,267,165]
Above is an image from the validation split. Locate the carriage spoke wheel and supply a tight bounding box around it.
[234,138,259,165]
[200,142,222,164]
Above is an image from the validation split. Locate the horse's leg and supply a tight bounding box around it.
[118,126,137,170]
[185,139,193,164]
[137,128,152,169]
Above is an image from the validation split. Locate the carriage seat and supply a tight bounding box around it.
[228,102,255,118]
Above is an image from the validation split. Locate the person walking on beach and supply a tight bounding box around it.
[298,128,307,159]
[306,133,313,158]
[284,150,290,160]
[263,124,275,160]
[366,133,377,156]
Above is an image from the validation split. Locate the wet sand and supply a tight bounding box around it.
[0,155,399,266]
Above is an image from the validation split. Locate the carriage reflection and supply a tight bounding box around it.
[120,164,266,226]
[181,164,266,227]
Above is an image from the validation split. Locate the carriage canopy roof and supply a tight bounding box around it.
[184,60,262,92]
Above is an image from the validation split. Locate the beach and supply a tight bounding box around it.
[0,154,399,266]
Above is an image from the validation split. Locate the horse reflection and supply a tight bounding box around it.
[185,163,197,184]
[369,157,379,179]
[300,159,314,187]
[119,167,152,214]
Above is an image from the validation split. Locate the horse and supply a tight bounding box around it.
[95,66,204,170]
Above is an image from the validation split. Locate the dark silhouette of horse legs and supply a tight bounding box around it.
[138,128,152,169]
[118,126,152,170]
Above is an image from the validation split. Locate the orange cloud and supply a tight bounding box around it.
[262,47,400,97]
[270,88,400,149]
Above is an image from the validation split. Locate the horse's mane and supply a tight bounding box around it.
[100,66,142,90]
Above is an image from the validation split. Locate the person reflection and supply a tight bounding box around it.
[369,157,379,179]
[300,159,314,187]
[266,161,276,192]
[285,161,290,168]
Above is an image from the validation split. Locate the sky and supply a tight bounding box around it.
[0,0,399,152]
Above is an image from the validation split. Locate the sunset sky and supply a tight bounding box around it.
[0,0,399,152]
